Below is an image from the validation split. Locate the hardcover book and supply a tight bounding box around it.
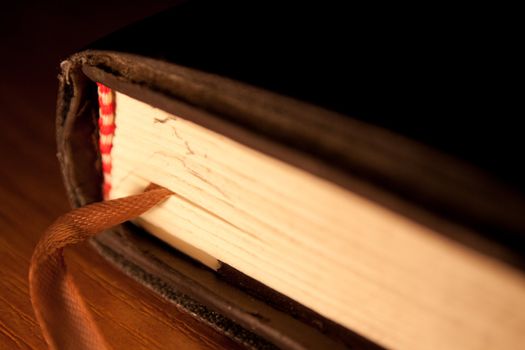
[54,1,525,349]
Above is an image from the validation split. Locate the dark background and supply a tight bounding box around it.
[0,0,180,204]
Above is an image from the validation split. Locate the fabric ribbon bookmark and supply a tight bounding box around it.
[29,184,172,350]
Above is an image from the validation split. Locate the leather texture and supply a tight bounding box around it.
[53,48,525,348]
[48,2,524,348]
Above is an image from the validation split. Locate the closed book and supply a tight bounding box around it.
[55,1,525,349]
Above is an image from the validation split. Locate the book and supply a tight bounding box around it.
[56,1,525,349]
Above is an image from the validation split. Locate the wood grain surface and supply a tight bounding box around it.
[0,2,240,349]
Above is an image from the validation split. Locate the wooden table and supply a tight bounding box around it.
[0,3,240,349]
